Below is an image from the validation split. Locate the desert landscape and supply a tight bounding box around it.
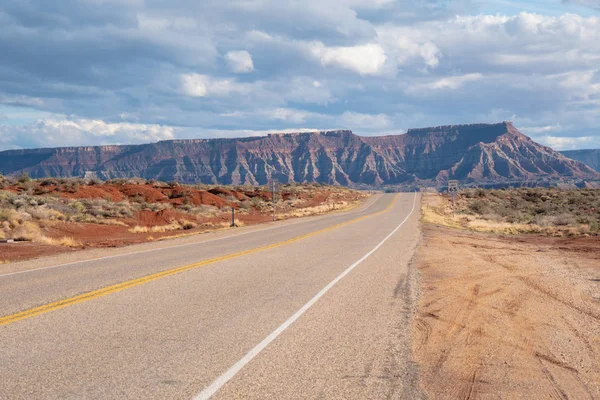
[0,174,367,263]
[2,123,598,189]
[415,189,600,398]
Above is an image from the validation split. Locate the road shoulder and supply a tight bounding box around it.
[413,223,600,399]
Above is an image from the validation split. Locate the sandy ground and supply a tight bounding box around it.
[414,222,600,399]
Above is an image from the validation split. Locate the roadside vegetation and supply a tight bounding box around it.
[0,174,367,249]
[423,187,600,236]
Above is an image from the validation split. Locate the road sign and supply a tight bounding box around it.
[267,178,279,193]
[448,180,459,195]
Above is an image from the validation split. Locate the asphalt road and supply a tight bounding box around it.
[0,193,423,399]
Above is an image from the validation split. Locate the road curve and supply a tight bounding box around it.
[0,193,423,399]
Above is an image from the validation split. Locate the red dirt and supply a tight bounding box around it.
[0,182,367,263]
[119,185,168,203]
[298,191,329,207]
[192,191,230,207]
[57,185,126,202]
[137,209,191,227]
[0,242,77,263]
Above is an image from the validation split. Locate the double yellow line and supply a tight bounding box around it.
[0,194,399,327]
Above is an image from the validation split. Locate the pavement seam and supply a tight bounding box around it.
[0,194,398,327]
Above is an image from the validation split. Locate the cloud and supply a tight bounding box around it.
[225,50,255,73]
[538,135,598,150]
[0,2,600,150]
[421,73,484,90]
[0,118,175,149]
[180,74,250,97]
[341,112,391,129]
[310,42,387,75]
[519,124,563,135]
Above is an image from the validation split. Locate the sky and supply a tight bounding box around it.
[0,0,599,151]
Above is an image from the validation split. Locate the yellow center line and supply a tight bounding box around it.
[0,194,400,327]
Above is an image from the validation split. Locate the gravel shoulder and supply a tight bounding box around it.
[413,222,600,399]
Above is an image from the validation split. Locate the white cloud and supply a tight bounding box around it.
[180,74,250,97]
[270,108,312,123]
[310,42,387,75]
[427,73,484,90]
[377,27,441,69]
[341,111,391,129]
[225,50,255,73]
[180,74,209,97]
[520,124,563,134]
[538,135,598,150]
[408,73,484,93]
[0,118,175,149]
[3,2,600,151]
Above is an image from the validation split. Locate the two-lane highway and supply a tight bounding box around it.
[0,193,423,399]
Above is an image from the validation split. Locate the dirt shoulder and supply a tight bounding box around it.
[414,196,600,399]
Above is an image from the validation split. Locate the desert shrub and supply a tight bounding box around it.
[468,199,489,214]
[107,178,128,186]
[0,209,13,222]
[24,206,65,221]
[169,191,185,199]
[251,197,265,208]
[12,221,41,241]
[17,173,31,184]
[552,213,577,226]
[70,201,87,213]
[181,220,197,230]
[457,187,600,235]
[39,178,59,187]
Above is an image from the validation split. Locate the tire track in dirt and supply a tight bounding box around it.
[413,223,600,399]
[516,275,600,321]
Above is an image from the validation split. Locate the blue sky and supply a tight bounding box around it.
[0,0,599,151]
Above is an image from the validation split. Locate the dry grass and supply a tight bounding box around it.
[231,219,245,227]
[155,230,213,241]
[128,222,182,233]
[277,200,360,220]
[5,220,83,247]
[422,190,599,237]
[38,236,83,248]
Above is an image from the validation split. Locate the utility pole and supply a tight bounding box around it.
[269,178,279,222]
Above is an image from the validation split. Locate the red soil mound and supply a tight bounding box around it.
[57,185,125,202]
[194,191,230,207]
[137,209,190,226]
[120,185,167,203]
[208,188,247,201]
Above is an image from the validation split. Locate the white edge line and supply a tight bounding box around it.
[194,192,418,400]
[0,194,383,279]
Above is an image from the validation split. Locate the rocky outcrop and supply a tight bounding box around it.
[1,122,598,187]
[561,149,600,172]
